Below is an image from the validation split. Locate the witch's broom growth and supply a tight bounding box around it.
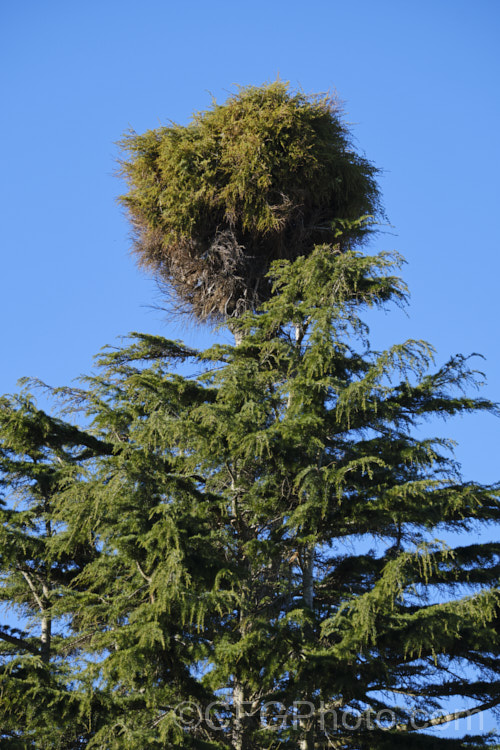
[119,82,382,322]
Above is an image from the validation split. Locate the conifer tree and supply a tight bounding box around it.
[0,394,112,747]
[1,83,499,750]
[2,242,498,748]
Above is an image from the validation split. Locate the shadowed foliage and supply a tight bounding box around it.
[118,82,381,322]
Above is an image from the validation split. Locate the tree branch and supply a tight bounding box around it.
[0,629,39,656]
[135,560,152,584]
[20,570,45,611]
[397,696,500,732]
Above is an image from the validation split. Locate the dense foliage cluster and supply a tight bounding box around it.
[1,245,500,749]
[119,83,381,321]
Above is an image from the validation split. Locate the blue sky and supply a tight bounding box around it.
[1,0,499,734]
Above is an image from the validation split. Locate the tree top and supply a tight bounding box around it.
[119,81,382,322]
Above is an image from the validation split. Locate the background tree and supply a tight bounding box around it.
[0,394,111,747]
[118,82,381,322]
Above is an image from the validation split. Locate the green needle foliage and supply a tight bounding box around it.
[0,396,113,747]
[118,82,381,322]
[1,242,499,749]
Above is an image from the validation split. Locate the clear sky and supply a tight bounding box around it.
[1,0,499,737]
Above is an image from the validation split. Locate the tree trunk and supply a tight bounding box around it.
[233,329,244,347]
[302,544,314,609]
[299,731,316,750]
[299,545,315,748]
[40,583,51,664]
[40,610,51,664]
[232,678,245,750]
